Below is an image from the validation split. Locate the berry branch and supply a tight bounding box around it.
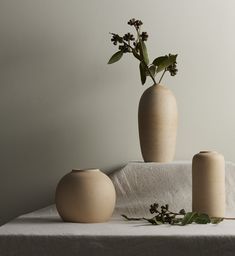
[122,203,229,225]
[108,18,178,86]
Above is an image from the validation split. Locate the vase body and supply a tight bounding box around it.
[55,169,116,223]
[192,151,225,217]
[138,84,178,162]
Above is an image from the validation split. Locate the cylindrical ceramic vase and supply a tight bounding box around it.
[138,84,178,162]
[55,169,116,223]
[192,151,225,217]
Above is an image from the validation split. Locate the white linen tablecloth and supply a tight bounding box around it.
[1,161,235,256]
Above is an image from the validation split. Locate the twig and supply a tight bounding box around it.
[158,69,166,84]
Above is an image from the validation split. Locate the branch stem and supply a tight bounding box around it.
[110,31,157,86]
[142,62,157,85]
[158,69,166,84]
[122,215,144,221]
[121,40,157,85]
[135,28,157,85]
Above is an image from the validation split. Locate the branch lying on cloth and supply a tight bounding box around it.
[122,203,235,225]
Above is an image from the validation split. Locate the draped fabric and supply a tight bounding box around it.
[1,161,235,256]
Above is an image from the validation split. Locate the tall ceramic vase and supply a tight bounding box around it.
[138,84,178,162]
[192,151,225,217]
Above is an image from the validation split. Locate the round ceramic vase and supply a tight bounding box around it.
[192,151,225,217]
[138,84,178,162]
[55,169,116,223]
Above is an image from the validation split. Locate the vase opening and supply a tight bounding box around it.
[199,151,217,154]
[72,168,99,173]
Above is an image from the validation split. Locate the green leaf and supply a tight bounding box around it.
[171,218,183,225]
[194,213,211,224]
[132,49,142,61]
[156,54,178,73]
[139,39,149,64]
[108,51,123,64]
[147,65,156,77]
[210,217,224,224]
[181,212,198,226]
[145,217,163,225]
[139,62,146,85]
[152,56,168,66]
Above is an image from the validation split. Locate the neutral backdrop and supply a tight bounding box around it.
[0,0,235,225]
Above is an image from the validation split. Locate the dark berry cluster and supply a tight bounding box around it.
[110,18,149,53]
[119,44,131,53]
[123,32,135,42]
[108,18,178,86]
[140,31,148,41]
[167,54,178,76]
[111,33,123,45]
[110,32,135,53]
[128,18,143,29]
[150,203,160,214]
[149,203,186,224]
[167,62,178,76]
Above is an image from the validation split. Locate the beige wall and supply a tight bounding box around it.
[0,0,235,225]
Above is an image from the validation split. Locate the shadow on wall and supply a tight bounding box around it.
[0,32,131,224]
[0,0,143,225]
[0,34,116,225]
[0,129,62,225]
[0,104,123,225]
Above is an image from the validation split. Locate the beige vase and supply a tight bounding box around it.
[55,169,116,223]
[192,151,225,217]
[138,84,178,162]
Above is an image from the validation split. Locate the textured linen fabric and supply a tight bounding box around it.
[1,161,235,256]
[111,161,235,217]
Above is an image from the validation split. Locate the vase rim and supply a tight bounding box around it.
[199,150,218,154]
[72,168,100,173]
[153,83,164,87]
